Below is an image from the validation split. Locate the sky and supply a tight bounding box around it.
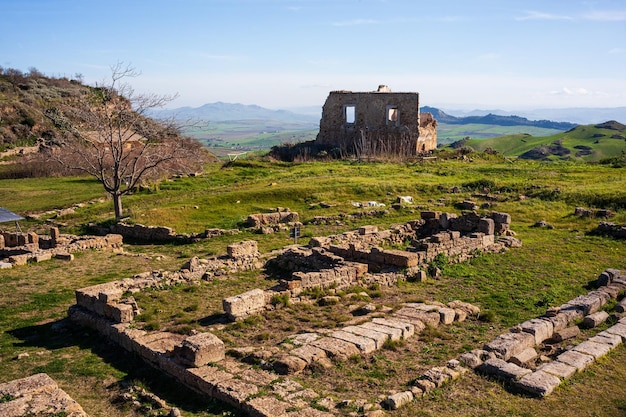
[1,0,625,111]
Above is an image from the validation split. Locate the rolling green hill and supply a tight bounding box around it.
[466,121,626,161]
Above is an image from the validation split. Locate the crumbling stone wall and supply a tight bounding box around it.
[91,222,239,243]
[315,85,437,157]
[0,227,123,267]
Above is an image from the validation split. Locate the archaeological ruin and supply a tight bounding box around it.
[315,85,437,157]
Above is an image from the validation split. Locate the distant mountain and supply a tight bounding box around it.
[420,106,577,130]
[152,102,318,123]
[438,107,626,125]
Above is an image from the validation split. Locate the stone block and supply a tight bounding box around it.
[174,332,225,367]
[33,252,52,262]
[551,326,580,343]
[572,340,612,359]
[459,352,483,369]
[582,311,609,328]
[105,303,134,323]
[273,355,307,375]
[453,308,468,322]
[606,323,626,342]
[478,358,532,381]
[372,317,415,339]
[478,218,495,235]
[244,396,292,417]
[520,318,554,344]
[358,225,378,235]
[615,298,626,313]
[556,350,594,372]
[421,367,452,387]
[438,307,456,325]
[510,347,538,367]
[342,325,389,349]
[447,300,481,316]
[421,211,440,220]
[537,361,577,379]
[544,312,570,332]
[290,345,328,365]
[331,330,376,354]
[589,331,622,348]
[413,378,436,393]
[394,307,440,327]
[311,337,360,361]
[484,332,535,361]
[54,252,74,261]
[214,378,258,407]
[359,322,403,341]
[0,262,12,269]
[9,254,28,266]
[223,288,267,320]
[515,370,562,397]
[227,240,258,258]
[384,391,413,410]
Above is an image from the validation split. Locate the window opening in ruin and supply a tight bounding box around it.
[345,105,356,124]
[386,105,399,126]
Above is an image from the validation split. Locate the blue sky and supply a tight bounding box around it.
[1,0,625,111]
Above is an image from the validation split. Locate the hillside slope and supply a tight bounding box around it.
[466,121,626,161]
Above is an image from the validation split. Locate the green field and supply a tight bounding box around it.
[0,153,625,416]
[467,123,626,161]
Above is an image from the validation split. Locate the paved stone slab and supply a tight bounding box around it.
[311,336,360,361]
[372,317,415,338]
[588,331,622,349]
[537,361,577,379]
[605,323,626,341]
[343,325,389,349]
[572,340,612,359]
[331,330,377,353]
[484,331,535,360]
[520,318,554,344]
[478,358,532,381]
[515,370,562,397]
[394,307,440,327]
[244,395,291,417]
[556,350,594,372]
[214,378,258,406]
[359,322,403,341]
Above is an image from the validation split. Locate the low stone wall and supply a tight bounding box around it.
[91,222,240,243]
[0,373,89,417]
[459,268,626,397]
[246,210,299,228]
[0,229,123,267]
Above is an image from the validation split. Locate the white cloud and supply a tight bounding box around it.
[609,47,626,54]
[582,11,626,21]
[516,11,573,21]
[331,19,379,27]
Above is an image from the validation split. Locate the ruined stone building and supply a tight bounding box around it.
[315,85,437,157]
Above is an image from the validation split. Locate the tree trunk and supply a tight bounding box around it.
[113,193,123,221]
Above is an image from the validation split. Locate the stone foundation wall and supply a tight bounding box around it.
[91,222,240,243]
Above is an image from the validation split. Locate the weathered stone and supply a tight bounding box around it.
[556,350,594,372]
[544,312,570,332]
[510,347,538,367]
[311,337,360,361]
[223,288,267,320]
[515,370,562,397]
[484,332,535,360]
[438,307,456,325]
[227,240,259,258]
[371,317,414,339]
[413,378,436,393]
[537,361,577,379]
[589,331,623,348]
[331,330,376,354]
[447,300,481,316]
[358,322,402,342]
[551,326,580,343]
[615,298,626,313]
[359,225,378,235]
[214,378,258,407]
[384,391,413,410]
[453,308,467,322]
[244,396,292,417]
[459,352,482,369]
[582,311,610,328]
[273,355,307,375]
[54,252,74,261]
[572,340,612,359]
[520,318,554,345]
[394,307,440,327]
[174,332,225,367]
[478,358,532,381]
[478,218,495,235]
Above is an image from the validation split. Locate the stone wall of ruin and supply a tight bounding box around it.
[90,222,239,243]
[314,88,437,155]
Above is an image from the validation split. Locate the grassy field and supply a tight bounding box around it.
[0,152,625,416]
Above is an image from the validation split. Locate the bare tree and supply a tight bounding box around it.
[44,63,208,221]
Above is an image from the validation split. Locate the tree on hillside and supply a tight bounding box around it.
[44,63,209,221]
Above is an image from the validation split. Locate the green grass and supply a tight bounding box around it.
[466,123,626,161]
[437,122,564,144]
[0,152,625,416]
